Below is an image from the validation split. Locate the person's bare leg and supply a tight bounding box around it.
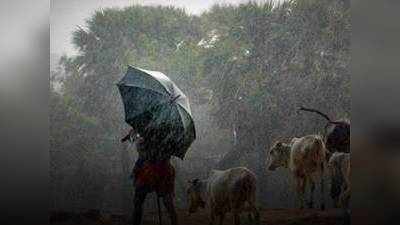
[209,206,216,225]
[162,194,178,225]
[132,188,148,225]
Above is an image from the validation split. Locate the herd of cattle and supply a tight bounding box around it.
[186,107,350,225]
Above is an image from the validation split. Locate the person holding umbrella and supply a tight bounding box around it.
[118,66,196,225]
[121,126,177,225]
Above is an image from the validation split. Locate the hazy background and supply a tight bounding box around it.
[49,0,350,217]
[51,0,285,56]
[1,0,400,225]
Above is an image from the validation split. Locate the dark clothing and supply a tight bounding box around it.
[129,130,177,225]
[133,157,146,173]
[132,136,175,195]
[133,160,175,196]
[132,139,177,225]
[131,157,177,225]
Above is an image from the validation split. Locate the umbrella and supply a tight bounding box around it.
[117,65,196,159]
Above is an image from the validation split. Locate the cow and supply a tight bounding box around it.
[186,167,260,225]
[298,107,350,205]
[268,135,327,210]
[298,107,350,155]
[328,152,350,208]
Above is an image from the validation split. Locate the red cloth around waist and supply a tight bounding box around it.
[134,160,175,195]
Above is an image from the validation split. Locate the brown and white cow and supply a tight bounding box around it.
[268,135,327,210]
[328,152,350,208]
[187,167,259,225]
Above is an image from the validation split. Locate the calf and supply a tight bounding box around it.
[268,135,326,209]
[187,167,259,225]
[328,152,350,208]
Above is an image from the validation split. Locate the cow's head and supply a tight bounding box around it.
[186,178,205,214]
[268,141,291,171]
[325,120,350,153]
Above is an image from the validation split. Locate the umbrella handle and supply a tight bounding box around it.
[120,129,138,143]
[120,133,131,143]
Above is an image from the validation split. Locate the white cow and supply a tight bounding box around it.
[187,167,259,225]
[328,152,350,208]
[268,135,327,209]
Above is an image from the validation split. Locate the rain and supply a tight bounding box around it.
[50,0,350,224]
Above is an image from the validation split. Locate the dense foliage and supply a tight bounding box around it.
[50,0,350,211]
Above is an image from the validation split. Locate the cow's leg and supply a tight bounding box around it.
[233,211,240,225]
[295,177,306,209]
[132,188,148,225]
[247,212,253,223]
[209,207,216,225]
[248,192,260,224]
[308,179,316,209]
[331,176,341,208]
[248,203,260,224]
[339,185,349,208]
[218,213,225,225]
[330,165,342,208]
[340,172,350,209]
[320,163,326,210]
[162,194,178,225]
[232,201,242,225]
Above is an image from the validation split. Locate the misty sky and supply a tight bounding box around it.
[51,0,284,56]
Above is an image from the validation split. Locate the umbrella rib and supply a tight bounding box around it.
[128,65,172,96]
[118,83,170,97]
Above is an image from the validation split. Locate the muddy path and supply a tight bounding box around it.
[51,208,348,225]
[142,208,347,225]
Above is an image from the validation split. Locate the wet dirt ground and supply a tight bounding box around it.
[51,208,349,225]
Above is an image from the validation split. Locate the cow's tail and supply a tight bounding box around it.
[298,107,332,123]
